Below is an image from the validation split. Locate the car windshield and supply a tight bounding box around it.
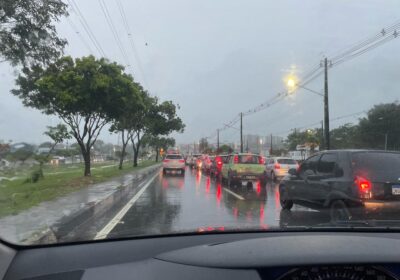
[1,0,400,246]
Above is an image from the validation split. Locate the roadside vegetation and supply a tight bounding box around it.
[0,160,156,217]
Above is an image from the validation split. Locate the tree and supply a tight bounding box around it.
[44,124,71,155]
[285,128,321,151]
[142,135,175,162]
[0,0,68,67]
[109,83,144,169]
[129,95,184,167]
[12,56,134,176]
[330,123,360,149]
[216,144,233,154]
[8,144,34,164]
[357,102,400,150]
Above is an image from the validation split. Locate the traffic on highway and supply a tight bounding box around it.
[3,1,400,279]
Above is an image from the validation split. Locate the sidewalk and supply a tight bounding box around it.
[0,164,161,244]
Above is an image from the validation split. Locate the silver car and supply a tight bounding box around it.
[265,157,299,182]
[163,154,186,175]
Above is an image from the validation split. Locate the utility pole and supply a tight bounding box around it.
[270,134,273,155]
[324,57,330,150]
[217,129,220,152]
[240,112,243,153]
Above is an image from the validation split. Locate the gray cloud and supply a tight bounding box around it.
[1,0,400,145]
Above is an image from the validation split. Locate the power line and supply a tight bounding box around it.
[67,0,106,57]
[330,20,400,62]
[65,16,94,54]
[199,19,400,143]
[332,34,397,67]
[273,110,366,136]
[116,0,149,89]
[98,0,130,66]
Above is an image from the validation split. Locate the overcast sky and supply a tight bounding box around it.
[1,0,400,145]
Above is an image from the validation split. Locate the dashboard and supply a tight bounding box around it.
[3,232,400,279]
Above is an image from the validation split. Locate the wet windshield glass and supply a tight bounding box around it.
[1,0,400,245]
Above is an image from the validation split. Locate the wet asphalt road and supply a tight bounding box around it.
[106,167,330,239]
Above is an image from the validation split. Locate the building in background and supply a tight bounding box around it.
[243,134,284,155]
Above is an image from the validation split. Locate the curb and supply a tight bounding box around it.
[26,164,161,244]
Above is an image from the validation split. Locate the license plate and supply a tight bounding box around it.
[392,185,400,195]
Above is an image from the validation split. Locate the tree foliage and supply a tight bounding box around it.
[216,144,233,154]
[357,102,400,150]
[13,56,134,176]
[285,128,322,151]
[142,135,175,162]
[44,123,71,154]
[0,0,68,67]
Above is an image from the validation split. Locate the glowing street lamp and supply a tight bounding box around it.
[284,74,298,94]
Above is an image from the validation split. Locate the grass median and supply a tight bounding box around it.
[0,160,158,218]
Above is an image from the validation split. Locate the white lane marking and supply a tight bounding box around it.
[223,187,245,200]
[94,172,159,240]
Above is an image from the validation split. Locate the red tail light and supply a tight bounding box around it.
[179,159,185,163]
[274,163,281,169]
[233,155,239,164]
[259,156,265,164]
[216,156,223,166]
[355,176,372,198]
[163,159,169,163]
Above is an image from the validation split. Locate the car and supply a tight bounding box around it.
[188,154,202,168]
[201,155,214,173]
[162,154,186,175]
[194,155,205,170]
[279,150,400,222]
[265,157,299,182]
[210,155,229,179]
[221,153,265,187]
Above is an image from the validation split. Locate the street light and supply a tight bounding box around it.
[285,74,298,94]
[284,65,330,150]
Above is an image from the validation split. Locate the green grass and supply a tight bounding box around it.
[0,160,157,218]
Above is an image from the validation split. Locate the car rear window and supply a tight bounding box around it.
[277,159,297,164]
[351,152,400,181]
[238,155,259,164]
[166,154,183,159]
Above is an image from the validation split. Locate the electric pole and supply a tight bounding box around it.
[217,129,220,152]
[240,112,243,153]
[270,134,273,155]
[324,57,330,150]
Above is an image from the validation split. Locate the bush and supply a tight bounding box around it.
[25,168,44,183]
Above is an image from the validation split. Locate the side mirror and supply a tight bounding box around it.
[335,167,344,177]
[288,168,298,176]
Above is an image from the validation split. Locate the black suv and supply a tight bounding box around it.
[279,150,400,221]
